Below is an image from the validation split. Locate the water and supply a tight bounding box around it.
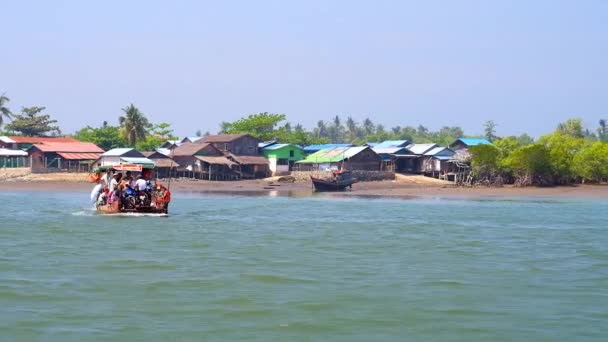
[1,192,607,341]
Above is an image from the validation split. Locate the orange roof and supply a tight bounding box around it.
[57,152,103,160]
[31,142,104,153]
[9,136,79,144]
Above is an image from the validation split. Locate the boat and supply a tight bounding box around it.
[91,164,172,215]
[311,170,357,192]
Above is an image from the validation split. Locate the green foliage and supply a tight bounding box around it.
[505,144,553,186]
[539,132,585,184]
[4,106,60,136]
[220,112,327,146]
[572,142,608,182]
[119,104,151,146]
[469,144,501,179]
[0,92,12,126]
[74,122,127,151]
[483,120,498,142]
[557,118,585,138]
[221,112,286,140]
[151,122,176,140]
[135,135,164,151]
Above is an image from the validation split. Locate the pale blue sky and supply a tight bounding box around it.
[2,0,607,137]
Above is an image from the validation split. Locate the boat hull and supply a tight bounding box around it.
[96,202,169,215]
[311,176,357,192]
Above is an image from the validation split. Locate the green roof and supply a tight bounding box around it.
[296,146,368,164]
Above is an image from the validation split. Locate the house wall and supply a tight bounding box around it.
[211,135,260,155]
[344,148,382,171]
[98,156,122,167]
[262,146,305,161]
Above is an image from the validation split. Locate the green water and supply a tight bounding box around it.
[0,192,607,341]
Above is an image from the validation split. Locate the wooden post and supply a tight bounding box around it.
[209,164,212,181]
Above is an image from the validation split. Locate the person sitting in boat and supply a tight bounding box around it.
[107,173,122,205]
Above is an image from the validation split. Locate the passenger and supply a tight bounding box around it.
[134,174,148,191]
[100,169,113,190]
[108,173,122,204]
[120,171,133,191]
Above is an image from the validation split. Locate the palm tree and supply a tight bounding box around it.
[0,92,12,127]
[118,104,151,146]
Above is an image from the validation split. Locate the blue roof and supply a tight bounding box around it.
[455,138,491,146]
[303,143,353,152]
[374,140,411,148]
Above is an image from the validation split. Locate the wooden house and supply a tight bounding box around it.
[0,148,29,168]
[418,146,456,176]
[95,148,155,169]
[227,154,270,179]
[261,143,305,175]
[172,142,238,180]
[295,146,381,171]
[201,134,261,156]
[372,146,415,172]
[28,142,104,172]
[141,149,179,178]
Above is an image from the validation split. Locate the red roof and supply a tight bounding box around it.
[56,152,103,160]
[9,136,79,144]
[31,142,104,153]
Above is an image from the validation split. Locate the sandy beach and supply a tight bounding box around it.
[1,170,606,199]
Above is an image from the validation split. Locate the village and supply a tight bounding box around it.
[0,133,492,185]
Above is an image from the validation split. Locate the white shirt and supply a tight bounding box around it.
[135,179,148,191]
[109,178,119,192]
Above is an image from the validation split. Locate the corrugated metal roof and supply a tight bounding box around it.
[7,136,79,143]
[302,143,353,152]
[0,136,16,144]
[262,143,303,151]
[32,142,104,153]
[120,157,155,166]
[181,136,203,143]
[102,148,135,156]
[433,156,453,160]
[424,147,456,157]
[372,147,412,155]
[172,142,217,157]
[229,155,269,165]
[374,140,411,148]
[195,155,236,167]
[297,146,369,164]
[57,152,102,160]
[0,148,28,156]
[454,138,491,146]
[202,134,252,143]
[258,140,277,148]
[155,148,171,156]
[406,143,438,155]
[152,159,179,168]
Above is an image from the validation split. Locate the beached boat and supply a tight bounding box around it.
[92,164,172,215]
[311,170,357,192]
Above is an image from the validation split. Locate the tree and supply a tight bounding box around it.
[136,135,164,151]
[483,120,498,142]
[5,106,61,136]
[538,132,585,184]
[119,104,151,146]
[505,144,553,186]
[469,144,502,182]
[557,118,584,138]
[516,133,534,146]
[74,122,127,150]
[195,129,203,137]
[151,122,176,141]
[220,112,286,141]
[572,142,608,183]
[363,118,375,136]
[0,92,12,127]
[598,119,607,142]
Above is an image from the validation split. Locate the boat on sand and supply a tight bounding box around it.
[311,170,357,192]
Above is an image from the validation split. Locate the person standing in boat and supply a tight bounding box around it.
[108,173,122,205]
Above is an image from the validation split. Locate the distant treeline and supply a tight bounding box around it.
[2,92,608,185]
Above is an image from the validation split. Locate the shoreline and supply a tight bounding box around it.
[1,177,607,199]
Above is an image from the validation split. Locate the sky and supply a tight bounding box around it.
[2,0,607,138]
